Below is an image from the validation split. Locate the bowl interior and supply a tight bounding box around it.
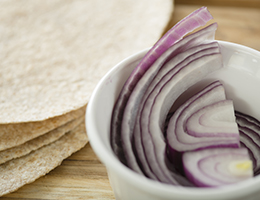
[86,40,260,198]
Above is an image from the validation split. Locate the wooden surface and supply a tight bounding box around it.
[165,4,260,51]
[2,2,260,200]
[175,0,260,8]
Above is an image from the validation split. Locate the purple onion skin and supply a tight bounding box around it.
[110,7,213,165]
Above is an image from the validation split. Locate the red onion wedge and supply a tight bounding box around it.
[183,148,253,187]
[236,112,260,175]
[166,81,240,159]
[135,51,222,185]
[110,7,213,166]
[131,41,220,181]
[186,100,239,138]
[129,24,219,178]
[129,43,221,184]
[239,131,260,174]
[240,142,256,172]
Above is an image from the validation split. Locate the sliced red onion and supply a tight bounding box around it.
[133,44,220,180]
[236,112,260,175]
[186,100,239,137]
[136,52,222,185]
[110,7,213,166]
[239,130,260,173]
[236,111,260,128]
[131,25,219,179]
[132,45,220,183]
[167,81,240,158]
[236,112,260,141]
[240,141,257,174]
[108,5,258,188]
[132,44,221,183]
[183,148,253,187]
[121,23,218,176]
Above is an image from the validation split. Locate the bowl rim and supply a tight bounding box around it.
[86,40,260,198]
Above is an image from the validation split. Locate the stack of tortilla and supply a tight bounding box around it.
[0,0,173,196]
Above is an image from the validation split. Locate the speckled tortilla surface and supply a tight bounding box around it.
[0,116,84,165]
[0,120,88,196]
[0,105,86,151]
[0,0,173,123]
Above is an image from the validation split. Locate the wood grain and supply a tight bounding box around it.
[165,5,260,51]
[175,0,260,8]
[2,3,260,200]
[1,143,114,200]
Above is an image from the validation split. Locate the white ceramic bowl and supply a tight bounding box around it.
[86,41,260,200]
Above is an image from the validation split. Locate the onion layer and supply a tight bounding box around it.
[183,148,253,187]
[110,7,214,167]
[166,81,240,157]
[236,112,260,175]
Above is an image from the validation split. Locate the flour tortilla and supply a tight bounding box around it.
[0,120,88,196]
[0,0,173,123]
[0,105,86,151]
[0,116,84,165]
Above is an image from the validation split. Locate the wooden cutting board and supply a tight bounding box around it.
[2,3,260,200]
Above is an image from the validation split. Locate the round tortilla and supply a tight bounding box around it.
[0,120,88,196]
[0,0,173,123]
[0,105,86,151]
[0,116,84,165]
